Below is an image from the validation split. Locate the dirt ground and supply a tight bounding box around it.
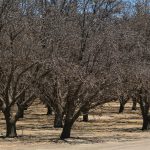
[1,139,150,150]
[1,100,150,150]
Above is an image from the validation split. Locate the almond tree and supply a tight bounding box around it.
[30,0,124,139]
[0,0,39,137]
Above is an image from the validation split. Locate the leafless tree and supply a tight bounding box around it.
[0,0,39,137]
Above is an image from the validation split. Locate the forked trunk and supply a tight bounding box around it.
[60,110,81,139]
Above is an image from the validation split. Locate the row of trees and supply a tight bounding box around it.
[1,0,150,139]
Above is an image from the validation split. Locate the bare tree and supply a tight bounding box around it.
[0,1,40,137]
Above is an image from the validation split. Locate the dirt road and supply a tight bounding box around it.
[1,139,150,150]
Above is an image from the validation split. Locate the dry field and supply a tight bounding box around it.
[0,100,150,149]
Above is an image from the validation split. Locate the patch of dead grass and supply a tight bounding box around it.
[0,100,149,145]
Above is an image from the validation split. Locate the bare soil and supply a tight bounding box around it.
[0,100,150,150]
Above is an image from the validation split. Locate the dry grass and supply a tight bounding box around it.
[0,100,150,145]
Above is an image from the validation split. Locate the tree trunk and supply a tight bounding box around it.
[6,119,17,138]
[119,95,126,113]
[119,104,125,113]
[16,104,25,119]
[3,108,17,138]
[140,97,150,130]
[54,113,63,128]
[132,97,137,111]
[60,108,81,139]
[18,109,24,118]
[142,115,150,130]
[82,110,89,122]
[60,121,72,139]
[47,105,53,115]
[83,113,88,122]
